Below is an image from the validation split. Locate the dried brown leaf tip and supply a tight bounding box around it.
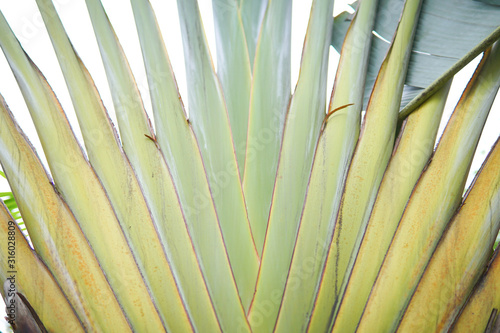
[321,103,354,131]
[144,134,159,149]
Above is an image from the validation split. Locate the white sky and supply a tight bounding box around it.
[0,0,347,189]
[0,0,498,191]
[0,0,498,329]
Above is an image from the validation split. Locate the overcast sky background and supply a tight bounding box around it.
[0,0,498,191]
[0,0,498,330]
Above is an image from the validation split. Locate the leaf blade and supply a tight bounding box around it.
[0,203,84,333]
[309,0,423,330]
[85,0,223,330]
[34,0,201,329]
[0,95,132,332]
[274,0,378,330]
[240,0,268,66]
[132,0,253,329]
[0,9,168,330]
[176,0,259,312]
[331,81,450,332]
[357,41,500,333]
[399,135,500,332]
[452,248,500,332]
[212,0,252,176]
[242,0,292,254]
[247,0,334,330]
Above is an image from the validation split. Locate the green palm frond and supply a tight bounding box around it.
[0,0,499,332]
[0,172,23,232]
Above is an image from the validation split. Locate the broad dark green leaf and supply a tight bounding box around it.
[332,0,500,109]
